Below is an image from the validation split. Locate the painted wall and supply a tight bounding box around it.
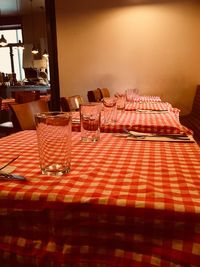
[55,0,200,114]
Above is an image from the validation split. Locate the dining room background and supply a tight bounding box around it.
[55,0,200,115]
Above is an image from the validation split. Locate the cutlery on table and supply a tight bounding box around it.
[114,129,191,141]
[0,171,27,181]
[0,155,20,171]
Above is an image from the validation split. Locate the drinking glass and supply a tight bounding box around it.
[102,97,117,125]
[35,112,72,176]
[80,102,102,142]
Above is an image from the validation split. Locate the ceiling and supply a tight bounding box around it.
[0,0,45,16]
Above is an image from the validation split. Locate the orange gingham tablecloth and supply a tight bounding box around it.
[1,98,15,111]
[0,131,200,266]
[129,96,162,102]
[1,95,50,111]
[125,102,172,111]
[72,110,188,134]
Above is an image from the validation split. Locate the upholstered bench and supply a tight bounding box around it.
[180,85,200,140]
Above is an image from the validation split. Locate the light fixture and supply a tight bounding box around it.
[0,34,7,46]
[32,45,38,54]
[42,48,48,58]
[0,9,7,47]
[30,0,38,54]
[18,40,24,50]
[40,6,49,58]
[16,0,24,50]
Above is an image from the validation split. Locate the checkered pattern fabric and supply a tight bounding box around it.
[1,95,50,111]
[1,98,15,110]
[130,96,162,102]
[0,131,200,266]
[125,102,171,111]
[72,110,189,135]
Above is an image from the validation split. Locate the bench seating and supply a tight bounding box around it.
[180,85,200,140]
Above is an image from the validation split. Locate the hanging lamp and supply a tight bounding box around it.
[18,40,24,50]
[0,9,7,47]
[30,0,38,54]
[0,34,7,46]
[16,0,24,50]
[40,6,48,58]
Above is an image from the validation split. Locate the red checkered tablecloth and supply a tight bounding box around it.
[1,95,50,111]
[1,98,15,111]
[72,110,188,134]
[0,130,200,266]
[129,96,162,102]
[125,101,172,111]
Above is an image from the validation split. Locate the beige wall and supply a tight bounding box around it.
[55,0,200,114]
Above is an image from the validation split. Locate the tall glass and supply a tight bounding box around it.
[102,97,117,125]
[80,102,102,142]
[35,112,72,176]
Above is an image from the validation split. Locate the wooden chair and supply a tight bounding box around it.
[87,89,102,102]
[9,99,49,131]
[100,88,110,98]
[180,85,200,140]
[60,95,83,111]
[13,90,41,104]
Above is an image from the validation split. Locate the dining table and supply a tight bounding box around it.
[1,95,51,111]
[124,101,172,111]
[0,130,200,266]
[72,108,191,136]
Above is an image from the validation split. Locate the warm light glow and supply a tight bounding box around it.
[32,45,39,54]
[18,40,24,50]
[42,49,49,58]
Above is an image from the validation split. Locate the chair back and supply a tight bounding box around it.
[100,88,110,98]
[192,85,200,116]
[13,90,41,104]
[60,97,70,111]
[87,89,102,102]
[61,95,84,111]
[9,99,49,130]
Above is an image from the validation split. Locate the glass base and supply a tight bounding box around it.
[41,164,70,176]
[81,136,99,142]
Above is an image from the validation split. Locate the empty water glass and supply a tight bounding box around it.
[102,97,117,125]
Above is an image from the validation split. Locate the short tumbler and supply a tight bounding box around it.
[35,112,72,176]
[80,102,102,142]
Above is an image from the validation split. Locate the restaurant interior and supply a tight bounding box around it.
[0,0,200,266]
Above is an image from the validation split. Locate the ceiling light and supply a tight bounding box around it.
[18,40,24,50]
[42,49,48,58]
[32,45,38,54]
[0,34,7,46]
